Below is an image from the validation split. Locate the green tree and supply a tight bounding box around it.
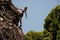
[25,31,42,40]
[44,5,60,40]
[42,29,51,40]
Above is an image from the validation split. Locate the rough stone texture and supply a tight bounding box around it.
[0,5,26,40]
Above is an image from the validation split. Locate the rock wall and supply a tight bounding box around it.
[0,4,26,40]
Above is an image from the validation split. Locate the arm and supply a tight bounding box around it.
[25,11,27,19]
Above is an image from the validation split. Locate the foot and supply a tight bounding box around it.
[19,27,22,30]
[20,25,22,27]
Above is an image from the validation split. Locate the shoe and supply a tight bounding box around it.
[20,25,22,27]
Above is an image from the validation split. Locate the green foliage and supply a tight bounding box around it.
[44,5,60,40]
[44,5,60,32]
[26,36,32,40]
[25,31,42,40]
[56,30,60,40]
[42,29,51,40]
[25,30,51,40]
[42,37,50,40]
[56,35,60,40]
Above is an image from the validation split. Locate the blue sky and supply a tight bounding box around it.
[12,0,60,34]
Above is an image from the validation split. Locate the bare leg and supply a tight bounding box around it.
[20,17,22,27]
